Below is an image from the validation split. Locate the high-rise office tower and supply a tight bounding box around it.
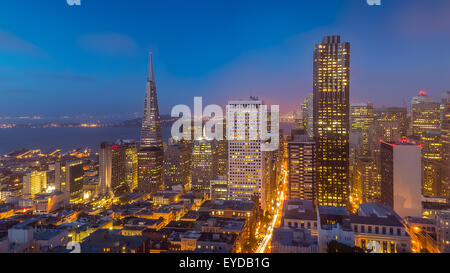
[227,98,268,210]
[436,211,450,253]
[287,134,316,202]
[65,160,84,201]
[54,161,65,192]
[313,35,350,207]
[411,91,440,137]
[111,144,127,195]
[301,93,314,138]
[411,92,442,197]
[379,141,422,218]
[351,103,374,156]
[99,141,138,197]
[440,91,450,130]
[123,141,138,192]
[370,120,402,159]
[99,142,112,197]
[23,170,48,199]
[138,53,164,193]
[374,107,408,138]
[441,91,450,198]
[216,139,228,176]
[191,138,218,192]
[371,107,407,158]
[164,138,191,188]
[112,141,137,195]
[351,157,381,205]
[422,131,443,197]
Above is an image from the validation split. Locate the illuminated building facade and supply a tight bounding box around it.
[65,160,84,200]
[410,92,443,197]
[124,142,138,192]
[301,93,314,138]
[23,170,48,199]
[350,103,374,156]
[210,175,228,202]
[374,107,408,138]
[217,139,228,176]
[192,138,218,192]
[53,161,66,193]
[379,141,422,218]
[99,141,138,196]
[99,142,112,197]
[351,157,381,205]
[436,210,450,253]
[164,139,191,188]
[138,53,164,193]
[441,91,450,198]
[227,99,268,210]
[422,131,443,197]
[111,144,127,195]
[313,35,350,207]
[287,135,316,202]
[370,107,407,158]
[411,91,440,137]
[352,204,411,253]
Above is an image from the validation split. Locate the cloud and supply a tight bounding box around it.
[0,30,44,55]
[78,32,138,55]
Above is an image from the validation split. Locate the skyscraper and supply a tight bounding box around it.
[138,53,164,193]
[216,139,228,176]
[422,131,443,197]
[99,142,112,197]
[192,138,218,192]
[227,98,268,210]
[351,157,381,205]
[350,102,374,156]
[301,93,314,138]
[99,141,138,197]
[23,170,48,199]
[65,160,84,201]
[287,134,316,202]
[164,138,191,188]
[410,91,442,197]
[123,141,138,192]
[411,91,440,137]
[373,107,408,138]
[440,91,450,198]
[379,141,422,218]
[313,35,350,207]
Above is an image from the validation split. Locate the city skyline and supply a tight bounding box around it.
[1,0,450,120]
[1,0,450,258]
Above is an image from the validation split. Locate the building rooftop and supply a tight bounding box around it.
[34,229,67,241]
[81,229,147,253]
[197,232,237,244]
[349,215,404,227]
[288,135,314,143]
[181,210,200,221]
[404,217,435,225]
[358,203,400,219]
[203,218,245,233]
[272,227,316,247]
[318,206,349,216]
[211,200,255,212]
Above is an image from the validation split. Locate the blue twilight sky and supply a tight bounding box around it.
[0,0,450,122]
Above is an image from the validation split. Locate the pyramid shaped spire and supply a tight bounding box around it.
[140,52,163,150]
